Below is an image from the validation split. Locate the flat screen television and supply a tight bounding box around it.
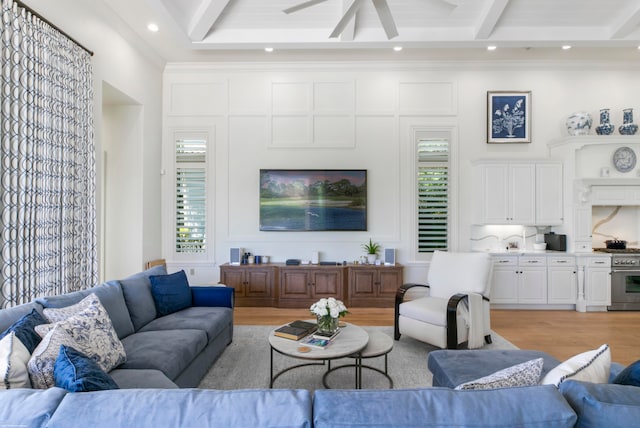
[260,169,367,231]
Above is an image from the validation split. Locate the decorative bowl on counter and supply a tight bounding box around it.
[533,242,547,251]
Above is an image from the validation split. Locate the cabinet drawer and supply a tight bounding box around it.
[492,257,517,266]
[588,257,610,267]
[519,256,546,266]
[548,256,575,266]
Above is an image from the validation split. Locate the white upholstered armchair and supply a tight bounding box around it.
[394,251,493,349]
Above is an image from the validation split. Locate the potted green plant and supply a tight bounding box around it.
[362,238,381,264]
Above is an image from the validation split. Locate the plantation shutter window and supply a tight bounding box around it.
[417,138,449,252]
[175,139,207,254]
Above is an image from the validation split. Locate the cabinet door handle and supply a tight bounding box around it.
[556,260,567,264]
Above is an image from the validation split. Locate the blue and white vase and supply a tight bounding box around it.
[619,108,638,135]
[595,108,615,135]
[566,111,592,136]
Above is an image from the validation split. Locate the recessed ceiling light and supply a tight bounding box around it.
[562,45,572,50]
[147,23,159,32]
[264,47,274,53]
[487,45,497,51]
[393,46,403,52]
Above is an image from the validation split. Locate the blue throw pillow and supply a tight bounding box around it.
[149,270,192,317]
[54,345,119,392]
[613,360,640,387]
[0,308,47,353]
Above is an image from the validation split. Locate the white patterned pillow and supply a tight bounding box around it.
[42,293,97,323]
[0,332,31,389]
[29,296,126,389]
[542,344,610,387]
[455,358,544,390]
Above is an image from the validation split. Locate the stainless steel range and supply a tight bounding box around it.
[595,248,640,311]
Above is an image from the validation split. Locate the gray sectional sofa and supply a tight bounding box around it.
[0,264,234,389]
[2,265,640,427]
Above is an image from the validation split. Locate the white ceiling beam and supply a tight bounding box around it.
[188,0,233,41]
[474,0,510,40]
[609,1,640,39]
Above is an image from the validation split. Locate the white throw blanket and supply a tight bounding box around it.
[460,293,485,349]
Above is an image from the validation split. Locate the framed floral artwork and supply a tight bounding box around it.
[487,91,531,143]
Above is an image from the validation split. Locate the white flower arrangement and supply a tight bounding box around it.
[310,297,348,319]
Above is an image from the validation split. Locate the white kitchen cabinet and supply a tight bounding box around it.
[491,256,518,303]
[573,207,593,253]
[536,163,564,225]
[517,256,547,304]
[547,256,577,304]
[474,161,563,226]
[490,255,547,304]
[585,257,611,307]
[476,163,535,224]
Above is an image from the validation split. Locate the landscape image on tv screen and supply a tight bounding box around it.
[259,169,367,231]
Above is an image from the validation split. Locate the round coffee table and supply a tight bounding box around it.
[268,321,369,388]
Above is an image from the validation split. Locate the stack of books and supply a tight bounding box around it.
[273,320,317,340]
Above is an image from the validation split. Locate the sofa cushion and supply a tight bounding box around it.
[612,359,640,386]
[47,389,313,428]
[119,329,207,380]
[0,387,68,427]
[428,349,561,388]
[0,302,43,333]
[120,265,167,331]
[139,306,232,342]
[150,270,193,316]
[542,344,611,387]
[560,380,640,428]
[108,368,179,389]
[0,307,48,353]
[0,332,31,389]
[399,296,449,326]
[455,358,543,390]
[54,345,120,392]
[37,280,134,339]
[313,386,577,428]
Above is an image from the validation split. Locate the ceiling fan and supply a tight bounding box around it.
[283,0,457,40]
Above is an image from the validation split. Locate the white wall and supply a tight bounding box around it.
[25,0,164,280]
[163,60,640,284]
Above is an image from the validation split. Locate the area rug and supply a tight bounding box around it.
[198,326,517,391]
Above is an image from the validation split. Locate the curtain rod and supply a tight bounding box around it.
[15,0,94,56]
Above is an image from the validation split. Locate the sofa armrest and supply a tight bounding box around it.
[190,286,234,308]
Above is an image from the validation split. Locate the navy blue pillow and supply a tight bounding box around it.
[149,270,192,317]
[54,345,119,392]
[613,360,640,387]
[0,308,47,353]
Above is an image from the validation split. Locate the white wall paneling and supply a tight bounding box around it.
[398,81,457,116]
[169,82,228,116]
[164,61,640,283]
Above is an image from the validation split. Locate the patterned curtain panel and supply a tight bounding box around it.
[0,0,97,307]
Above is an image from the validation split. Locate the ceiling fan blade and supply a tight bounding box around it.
[372,0,398,39]
[329,0,365,38]
[283,0,329,15]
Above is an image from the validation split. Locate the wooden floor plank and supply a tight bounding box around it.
[234,307,640,366]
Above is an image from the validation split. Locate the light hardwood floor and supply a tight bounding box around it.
[234,307,640,366]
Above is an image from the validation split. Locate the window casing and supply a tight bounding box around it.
[417,138,449,253]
